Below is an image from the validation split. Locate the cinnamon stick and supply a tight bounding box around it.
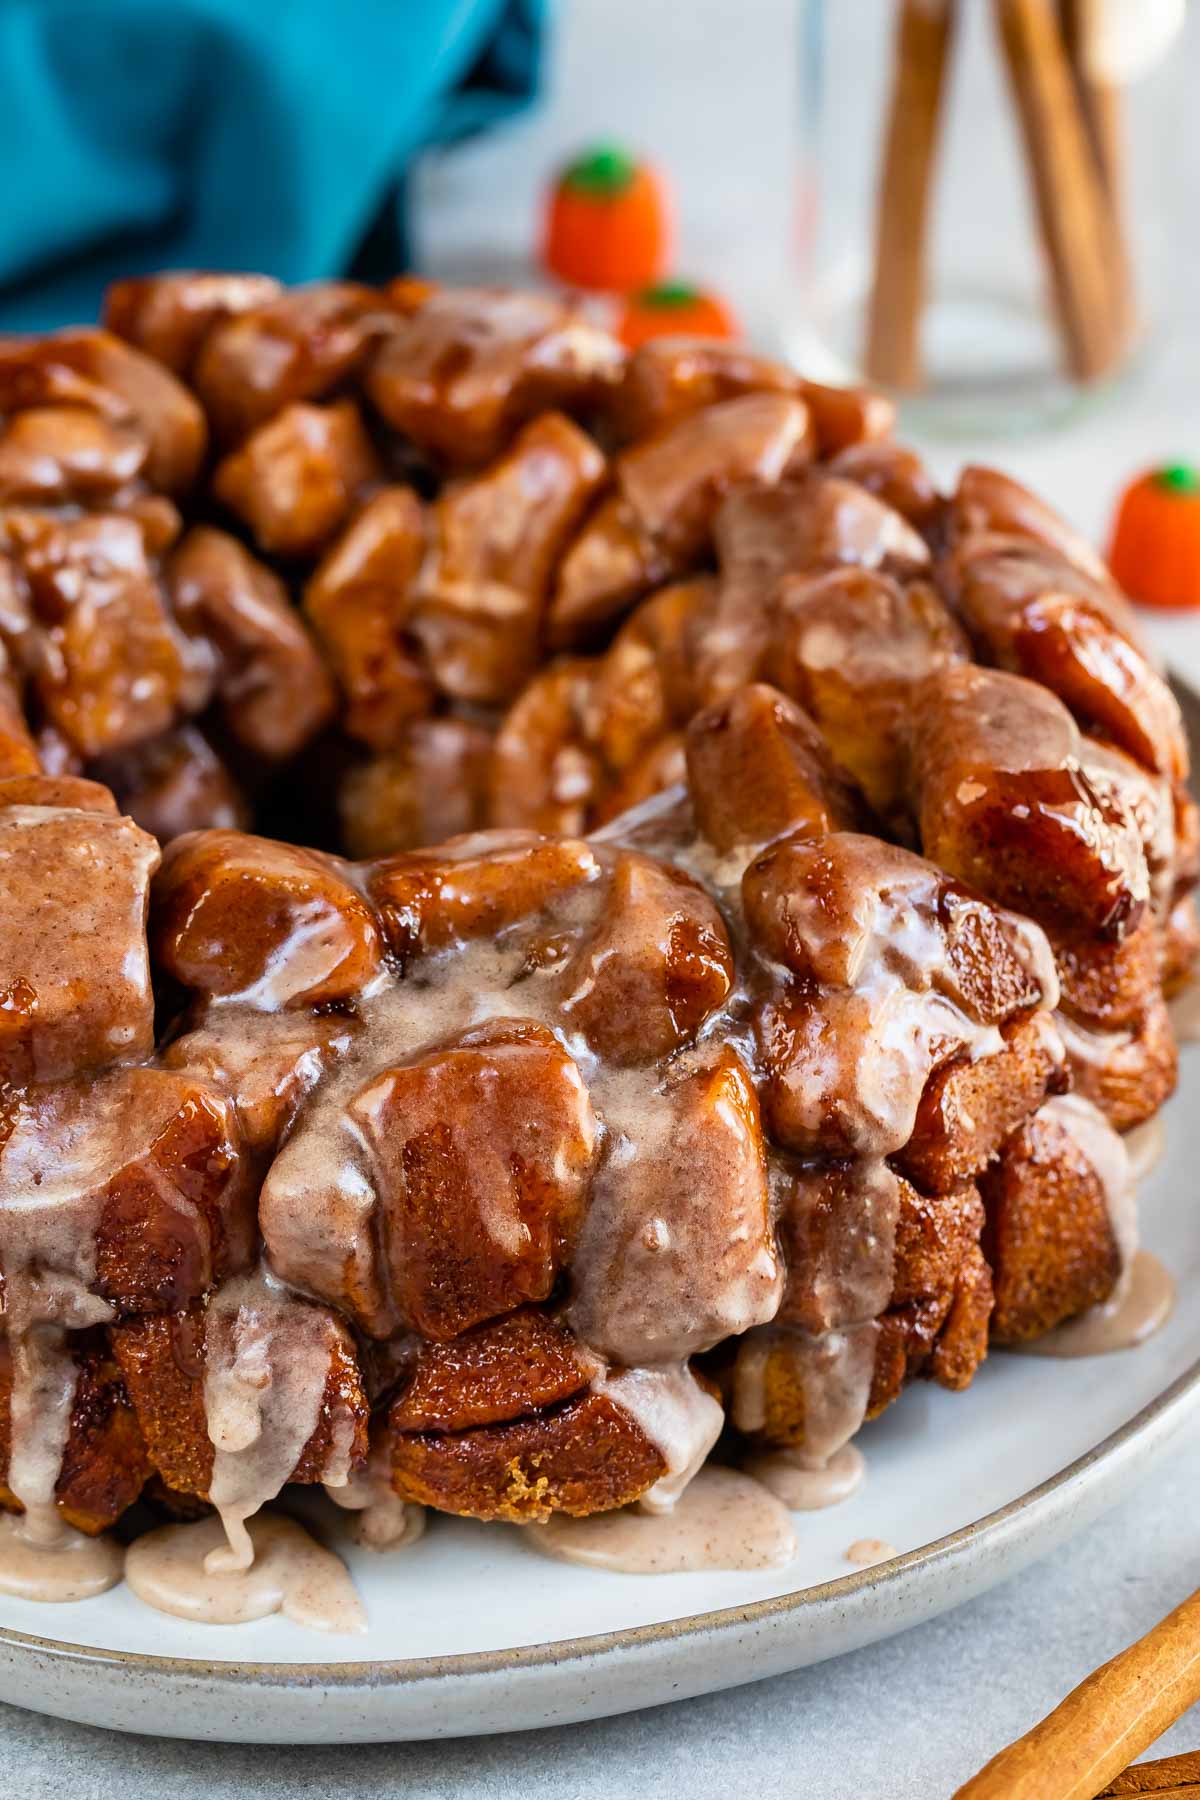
[1101,1750,1200,1793]
[863,0,957,391]
[1058,0,1138,349]
[953,1585,1200,1798]
[991,0,1124,382]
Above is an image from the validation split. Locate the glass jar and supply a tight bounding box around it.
[790,0,1185,436]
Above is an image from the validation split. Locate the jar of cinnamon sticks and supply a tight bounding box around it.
[791,0,1185,434]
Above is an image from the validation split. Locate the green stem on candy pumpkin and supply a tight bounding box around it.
[562,145,638,199]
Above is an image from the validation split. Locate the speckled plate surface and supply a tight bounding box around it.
[2,709,1199,1746]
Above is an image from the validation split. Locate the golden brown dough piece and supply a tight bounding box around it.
[0,1331,151,1534]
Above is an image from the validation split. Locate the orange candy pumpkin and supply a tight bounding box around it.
[1110,464,1200,611]
[617,282,740,350]
[542,145,671,294]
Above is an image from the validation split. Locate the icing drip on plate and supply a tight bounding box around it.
[526,1466,797,1574]
[0,1511,123,1601]
[125,1511,366,1632]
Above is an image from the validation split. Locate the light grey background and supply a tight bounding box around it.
[6,2,1200,1792]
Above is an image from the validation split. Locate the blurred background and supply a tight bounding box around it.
[1,0,1197,611]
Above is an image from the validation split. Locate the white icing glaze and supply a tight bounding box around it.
[125,1511,366,1631]
[1040,1092,1138,1273]
[0,1511,123,1600]
[743,1443,866,1511]
[202,1268,346,1571]
[593,1365,724,1514]
[845,1537,895,1569]
[325,1444,426,1552]
[525,1466,797,1573]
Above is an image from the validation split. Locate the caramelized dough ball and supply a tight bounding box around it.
[950,465,1114,587]
[390,1387,664,1523]
[167,525,336,758]
[192,281,389,440]
[685,682,866,855]
[695,475,931,703]
[569,1046,781,1365]
[912,665,1149,938]
[555,850,733,1062]
[0,804,158,1084]
[745,832,1057,1160]
[0,406,147,505]
[163,1007,357,1156]
[390,1307,591,1432]
[1163,895,1200,997]
[585,577,713,774]
[112,1292,368,1501]
[339,717,493,858]
[772,568,968,818]
[1,511,188,758]
[548,491,679,648]
[0,664,38,776]
[0,328,206,492]
[303,486,433,750]
[948,536,1186,781]
[611,335,802,439]
[0,1331,151,1534]
[0,772,117,814]
[488,659,607,835]
[213,398,380,557]
[591,730,688,824]
[897,1010,1067,1194]
[414,412,606,703]
[262,1022,599,1340]
[94,724,249,842]
[0,1066,255,1313]
[775,1159,903,1333]
[365,285,623,467]
[1050,911,1161,1031]
[153,828,383,1006]
[1058,995,1178,1132]
[982,1097,1124,1342]
[104,271,284,375]
[617,392,814,564]
[794,376,896,456]
[368,830,601,959]
[826,441,940,526]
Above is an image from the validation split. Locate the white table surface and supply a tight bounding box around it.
[5,4,1200,1792]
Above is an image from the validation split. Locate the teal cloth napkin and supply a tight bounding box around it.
[0,0,545,328]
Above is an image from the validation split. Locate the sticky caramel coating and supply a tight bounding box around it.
[1060,995,1178,1132]
[0,406,147,506]
[303,486,432,750]
[743,1180,993,1450]
[104,271,284,377]
[191,281,391,441]
[0,328,206,493]
[167,526,336,759]
[153,829,383,1006]
[946,534,1186,781]
[365,285,623,468]
[745,832,1057,1163]
[981,1106,1123,1341]
[555,851,734,1064]
[390,1308,591,1433]
[686,683,867,855]
[213,398,381,557]
[390,1389,665,1523]
[0,1331,151,1534]
[110,1298,368,1502]
[2,510,189,759]
[912,665,1149,938]
[772,568,968,819]
[414,411,606,703]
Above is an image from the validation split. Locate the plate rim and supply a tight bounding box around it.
[2,1347,1198,1690]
